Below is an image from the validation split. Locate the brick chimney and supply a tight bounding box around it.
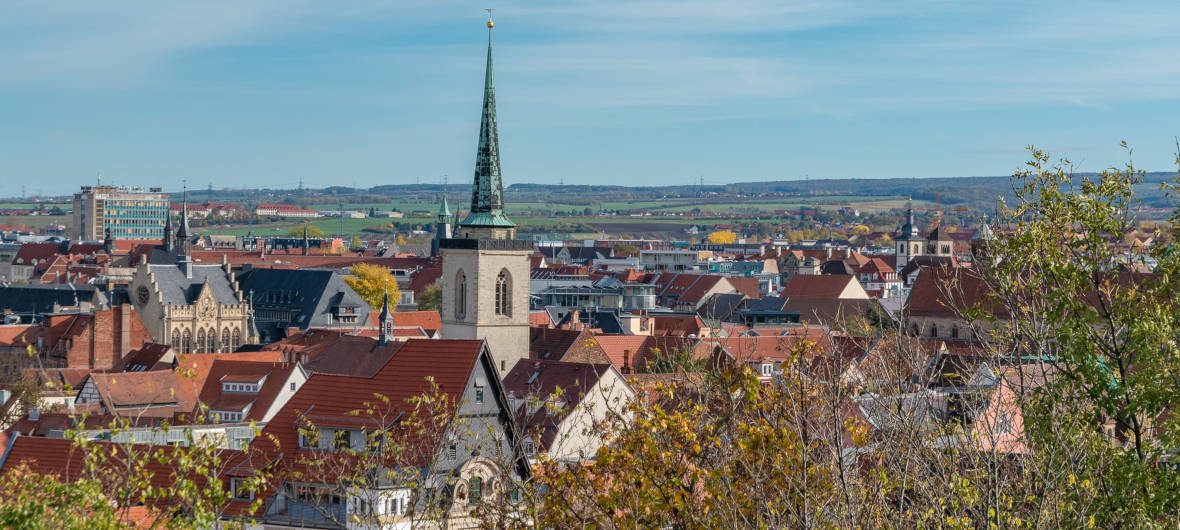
[622,349,632,374]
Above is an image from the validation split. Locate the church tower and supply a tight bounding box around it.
[894,201,923,270]
[441,15,532,377]
[432,196,453,258]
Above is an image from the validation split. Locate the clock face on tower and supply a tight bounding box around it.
[136,286,150,306]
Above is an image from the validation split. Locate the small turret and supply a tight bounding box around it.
[378,282,394,345]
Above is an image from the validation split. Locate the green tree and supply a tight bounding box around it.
[343,262,399,310]
[417,283,442,312]
[286,224,326,238]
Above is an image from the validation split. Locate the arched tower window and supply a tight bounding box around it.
[182,329,193,354]
[495,269,512,317]
[171,330,180,348]
[232,328,242,350]
[221,328,231,353]
[455,270,467,320]
[197,328,207,353]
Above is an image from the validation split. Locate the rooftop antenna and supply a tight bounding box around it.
[96,172,102,186]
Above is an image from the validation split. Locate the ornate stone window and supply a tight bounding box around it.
[197,328,207,353]
[455,270,468,320]
[182,329,192,354]
[495,269,511,317]
[171,330,180,348]
[221,328,231,353]
[231,328,242,350]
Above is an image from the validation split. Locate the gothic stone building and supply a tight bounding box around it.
[128,205,256,353]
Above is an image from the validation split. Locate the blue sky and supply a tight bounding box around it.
[2,1,1179,196]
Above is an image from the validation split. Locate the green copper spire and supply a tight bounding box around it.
[459,17,515,229]
[438,195,452,219]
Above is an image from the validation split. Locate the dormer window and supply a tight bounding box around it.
[223,382,261,393]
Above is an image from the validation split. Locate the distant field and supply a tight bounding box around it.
[0,214,70,230]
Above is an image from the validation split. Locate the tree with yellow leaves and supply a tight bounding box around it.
[707,230,737,244]
[343,263,399,310]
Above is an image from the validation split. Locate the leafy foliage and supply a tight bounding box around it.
[343,262,400,310]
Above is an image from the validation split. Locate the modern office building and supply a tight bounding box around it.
[72,186,170,241]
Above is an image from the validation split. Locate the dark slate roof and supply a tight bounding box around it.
[0,284,104,318]
[740,296,789,313]
[696,292,746,322]
[236,268,370,336]
[148,264,240,305]
[820,260,855,275]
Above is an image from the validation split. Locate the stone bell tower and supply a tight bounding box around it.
[441,15,531,377]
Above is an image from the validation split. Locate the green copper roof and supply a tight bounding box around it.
[438,195,452,218]
[460,24,515,229]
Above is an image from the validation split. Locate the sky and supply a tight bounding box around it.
[2,1,1180,197]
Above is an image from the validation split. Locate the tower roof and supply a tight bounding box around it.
[438,195,452,218]
[459,18,515,229]
[176,189,191,240]
[896,202,921,240]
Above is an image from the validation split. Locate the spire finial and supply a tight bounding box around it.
[486,8,494,28]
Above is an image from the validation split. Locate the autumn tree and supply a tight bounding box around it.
[707,230,737,244]
[344,262,399,310]
[286,223,326,238]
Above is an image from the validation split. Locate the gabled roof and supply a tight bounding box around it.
[257,339,489,469]
[697,292,746,323]
[82,370,198,420]
[727,276,761,299]
[11,243,62,265]
[782,274,864,300]
[502,360,614,452]
[905,265,997,318]
[529,327,590,360]
[198,361,301,421]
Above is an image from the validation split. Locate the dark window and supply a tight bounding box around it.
[475,389,484,404]
[495,270,512,317]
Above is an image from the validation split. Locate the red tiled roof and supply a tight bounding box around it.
[502,360,614,452]
[366,310,441,330]
[648,314,706,337]
[0,435,236,513]
[529,311,552,328]
[12,243,61,265]
[264,330,403,377]
[706,328,834,363]
[84,370,198,419]
[174,351,286,394]
[728,276,761,299]
[782,274,858,299]
[256,339,487,470]
[529,328,590,360]
[199,360,299,421]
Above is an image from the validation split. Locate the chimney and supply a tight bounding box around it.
[622,349,632,374]
[27,407,39,422]
[120,303,132,359]
[844,248,851,258]
[826,248,832,259]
